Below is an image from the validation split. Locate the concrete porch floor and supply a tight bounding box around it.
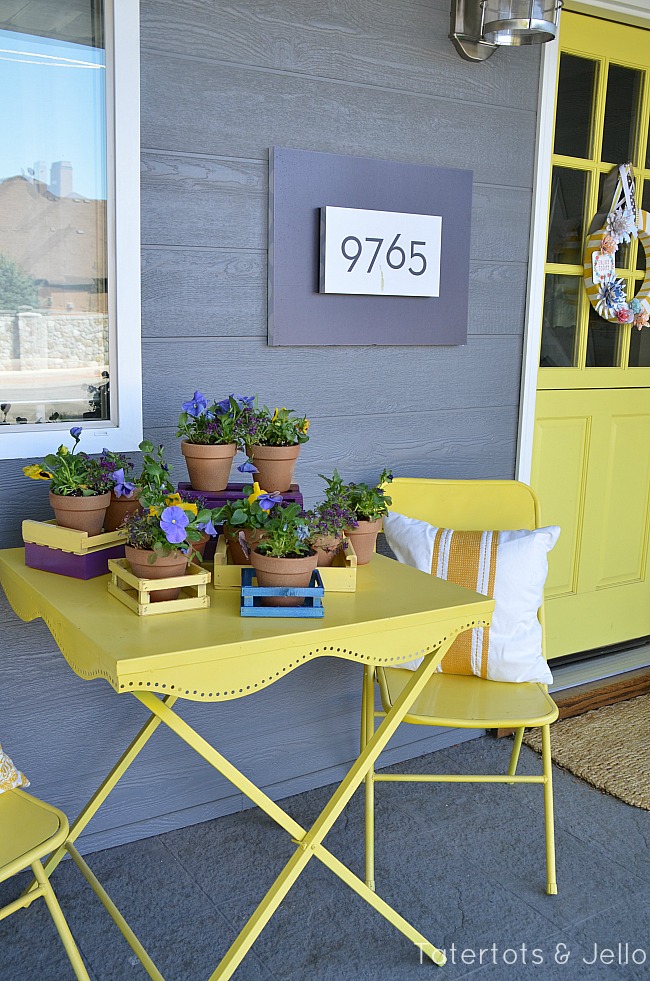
[2,735,648,981]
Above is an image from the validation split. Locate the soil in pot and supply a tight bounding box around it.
[248,444,300,493]
[345,518,382,566]
[181,441,236,492]
[49,490,111,536]
[104,490,141,532]
[250,548,317,607]
[124,546,188,602]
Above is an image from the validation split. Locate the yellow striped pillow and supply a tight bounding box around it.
[383,513,560,684]
[0,744,29,795]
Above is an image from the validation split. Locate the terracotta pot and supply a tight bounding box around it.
[344,518,382,566]
[124,545,188,602]
[181,441,236,492]
[104,490,141,532]
[250,548,317,607]
[49,490,111,536]
[312,534,343,567]
[248,444,300,493]
[192,531,210,560]
[223,525,265,565]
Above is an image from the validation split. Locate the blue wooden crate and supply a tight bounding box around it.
[240,568,325,617]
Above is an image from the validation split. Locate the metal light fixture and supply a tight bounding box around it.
[450,0,562,62]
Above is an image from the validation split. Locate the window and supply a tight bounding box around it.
[0,0,141,458]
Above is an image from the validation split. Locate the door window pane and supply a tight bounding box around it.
[597,171,630,268]
[547,168,588,265]
[601,64,642,164]
[554,55,597,159]
[540,274,580,367]
[629,325,650,367]
[0,2,108,427]
[637,182,650,272]
[586,306,620,366]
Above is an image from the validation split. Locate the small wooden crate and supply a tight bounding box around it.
[213,536,357,592]
[107,559,211,616]
[22,519,127,579]
[240,568,324,618]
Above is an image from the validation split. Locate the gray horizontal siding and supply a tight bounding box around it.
[0,0,538,851]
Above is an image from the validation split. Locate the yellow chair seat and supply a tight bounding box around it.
[379,669,558,729]
[0,790,67,881]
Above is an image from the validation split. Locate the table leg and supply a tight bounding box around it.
[37,694,178,881]
[134,639,455,979]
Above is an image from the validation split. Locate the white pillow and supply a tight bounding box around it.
[383,511,560,684]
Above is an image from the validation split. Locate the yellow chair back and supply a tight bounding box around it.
[387,477,540,532]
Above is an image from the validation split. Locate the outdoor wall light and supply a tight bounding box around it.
[450,0,562,62]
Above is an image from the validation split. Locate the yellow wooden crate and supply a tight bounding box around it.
[212,535,357,591]
[22,519,127,555]
[107,558,211,616]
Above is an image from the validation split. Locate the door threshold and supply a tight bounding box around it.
[549,641,650,693]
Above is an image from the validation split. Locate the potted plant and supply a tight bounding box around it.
[177,392,254,492]
[305,470,358,567]
[213,481,282,564]
[339,468,393,565]
[240,403,310,493]
[249,500,316,606]
[23,427,112,535]
[123,441,218,601]
[99,449,140,531]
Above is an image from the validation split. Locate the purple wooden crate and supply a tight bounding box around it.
[25,542,126,579]
[177,482,304,508]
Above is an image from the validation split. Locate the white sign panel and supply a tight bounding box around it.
[319,206,442,297]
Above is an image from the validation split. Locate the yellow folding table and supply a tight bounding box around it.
[0,548,493,979]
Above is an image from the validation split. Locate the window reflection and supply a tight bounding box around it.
[554,55,596,159]
[586,306,620,367]
[547,168,588,265]
[540,275,579,367]
[0,4,108,427]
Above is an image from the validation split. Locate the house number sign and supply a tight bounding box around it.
[319,206,443,297]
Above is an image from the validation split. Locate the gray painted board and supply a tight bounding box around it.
[140,0,540,112]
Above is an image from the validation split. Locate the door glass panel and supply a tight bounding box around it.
[586,307,620,366]
[637,182,650,271]
[554,54,597,159]
[629,325,650,366]
[597,171,630,268]
[601,64,642,164]
[540,275,580,367]
[547,168,588,265]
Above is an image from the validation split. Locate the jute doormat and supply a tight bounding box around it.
[523,694,650,810]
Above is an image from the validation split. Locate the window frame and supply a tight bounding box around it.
[0,0,142,460]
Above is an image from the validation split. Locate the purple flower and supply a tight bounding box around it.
[182,391,208,418]
[112,467,137,499]
[257,492,283,511]
[234,394,255,407]
[160,506,189,544]
[197,518,218,537]
[213,396,232,414]
[237,460,259,474]
[70,426,82,440]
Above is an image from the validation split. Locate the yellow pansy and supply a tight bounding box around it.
[23,464,53,481]
[248,481,268,505]
[180,501,198,516]
[148,505,162,517]
[165,493,183,507]
[300,419,310,434]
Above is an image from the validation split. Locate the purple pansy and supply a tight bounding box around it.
[197,518,218,537]
[257,492,283,512]
[112,467,137,499]
[182,391,208,418]
[69,426,82,440]
[160,506,189,544]
[237,460,259,474]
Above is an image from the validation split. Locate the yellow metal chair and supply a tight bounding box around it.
[361,478,559,896]
[0,788,91,980]
[1,787,164,980]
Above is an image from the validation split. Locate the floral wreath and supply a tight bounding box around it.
[583,163,650,331]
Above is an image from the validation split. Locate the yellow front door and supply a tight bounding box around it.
[531,11,650,660]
